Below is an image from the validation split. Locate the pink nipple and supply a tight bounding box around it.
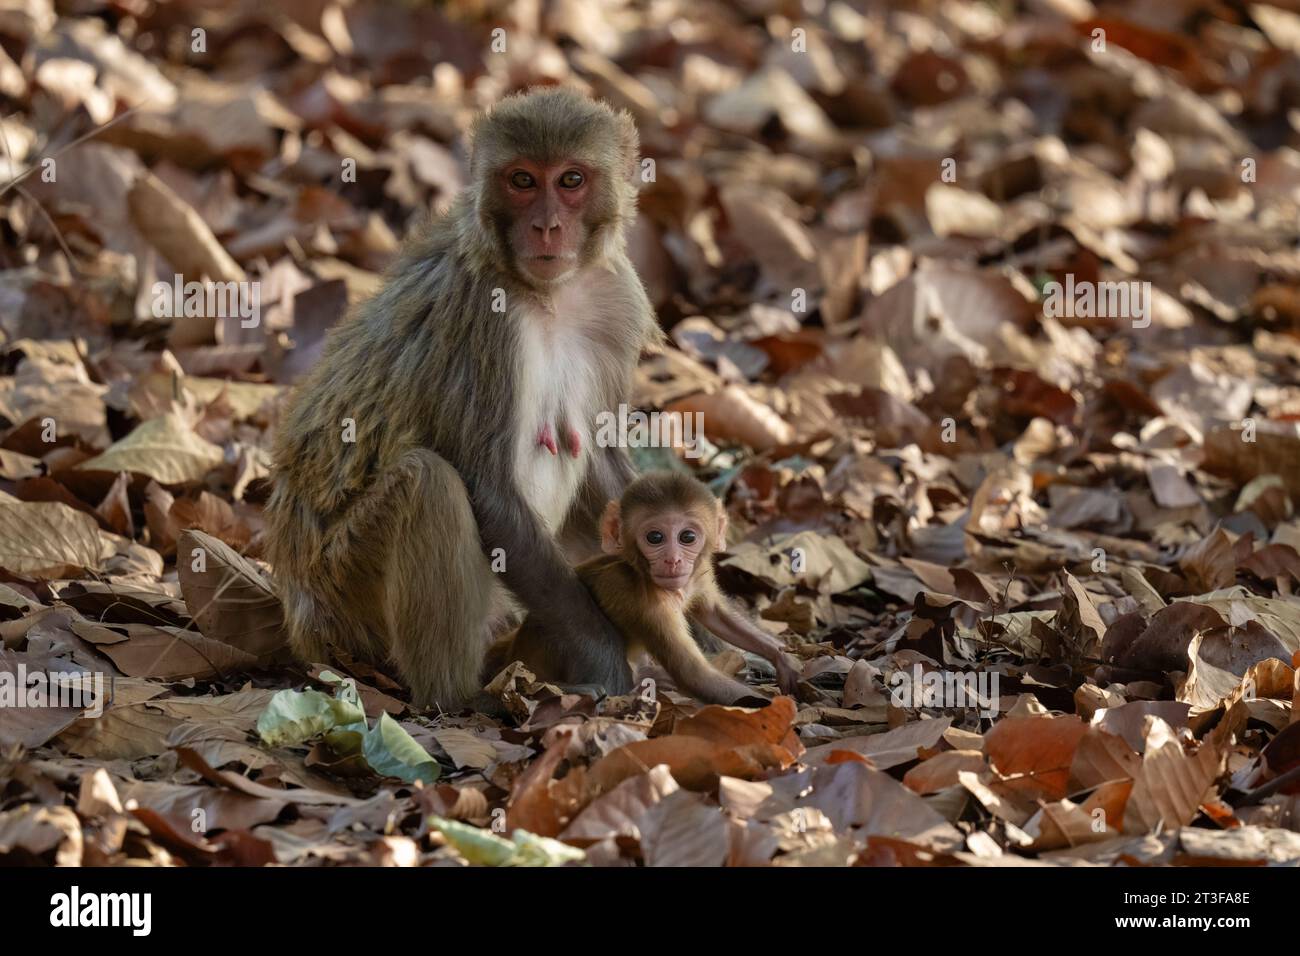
[537,423,558,456]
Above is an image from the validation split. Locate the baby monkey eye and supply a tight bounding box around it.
[509,170,536,189]
[678,530,697,545]
[645,530,664,545]
[559,169,585,189]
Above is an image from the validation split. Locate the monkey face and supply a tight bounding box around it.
[499,160,595,283]
[627,509,710,592]
[470,89,637,288]
[601,473,730,593]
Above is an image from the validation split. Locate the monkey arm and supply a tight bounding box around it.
[637,610,753,705]
[691,601,801,696]
[466,473,633,692]
[471,477,583,605]
[558,446,637,560]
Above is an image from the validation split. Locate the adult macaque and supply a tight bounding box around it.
[266,88,661,709]
[490,472,802,704]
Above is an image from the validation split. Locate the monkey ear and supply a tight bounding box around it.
[615,109,640,181]
[714,507,728,553]
[600,501,623,555]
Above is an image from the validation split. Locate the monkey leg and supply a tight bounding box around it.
[272,501,382,669]
[376,450,497,710]
[279,449,496,711]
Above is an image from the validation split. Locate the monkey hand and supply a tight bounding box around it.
[775,654,802,697]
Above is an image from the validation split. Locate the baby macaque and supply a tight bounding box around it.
[489,471,801,704]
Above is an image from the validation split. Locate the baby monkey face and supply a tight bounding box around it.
[501,159,594,282]
[630,509,709,592]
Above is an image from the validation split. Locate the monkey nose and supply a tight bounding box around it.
[533,215,561,243]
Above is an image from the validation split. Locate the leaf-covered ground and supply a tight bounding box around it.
[3,0,1300,867]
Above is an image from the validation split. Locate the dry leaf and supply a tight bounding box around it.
[78,413,224,485]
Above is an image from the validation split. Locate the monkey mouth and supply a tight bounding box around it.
[653,573,691,591]
[522,254,577,282]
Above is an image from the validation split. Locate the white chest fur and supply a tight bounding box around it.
[513,280,605,532]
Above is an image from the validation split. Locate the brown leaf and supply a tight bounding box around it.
[57,687,270,761]
[805,717,951,769]
[665,385,795,452]
[95,470,134,537]
[861,265,1036,377]
[0,650,89,747]
[984,715,1087,802]
[77,413,224,485]
[128,171,246,283]
[0,805,82,864]
[170,491,252,551]
[560,763,679,843]
[177,529,285,660]
[802,761,964,850]
[1204,423,1300,498]
[902,750,987,795]
[1123,719,1224,833]
[638,789,730,866]
[89,622,257,680]
[1178,528,1236,592]
[1180,624,1294,710]
[1107,602,1225,672]
[1087,702,1190,756]
[0,496,115,578]
[1240,544,1300,584]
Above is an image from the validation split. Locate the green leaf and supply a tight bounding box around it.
[256,678,438,783]
[324,723,365,757]
[508,829,588,867]
[429,816,517,866]
[428,816,586,867]
[362,711,439,784]
[256,686,365,748]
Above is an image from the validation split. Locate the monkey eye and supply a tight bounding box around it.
[678,530,697,545]
[645,530,664,545]
[558,169,585,189]
[509,170,536,189]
